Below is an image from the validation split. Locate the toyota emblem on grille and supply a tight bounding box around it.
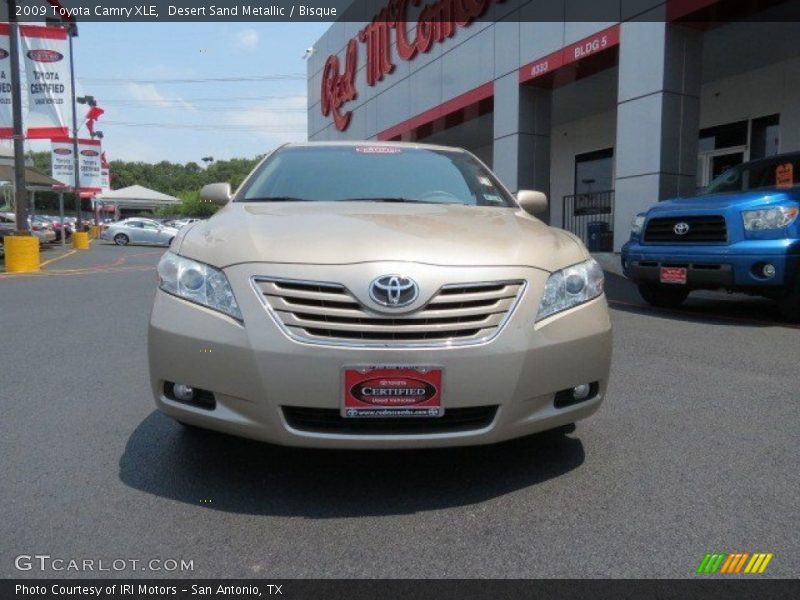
[673,222,690,235]
[369,275,418,308]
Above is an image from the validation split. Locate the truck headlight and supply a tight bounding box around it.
[631,214,646,235]
[537,259,604,322]
[157,252,242,320]
[742,206,798,231]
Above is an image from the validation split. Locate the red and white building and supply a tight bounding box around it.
[308,0,800,250]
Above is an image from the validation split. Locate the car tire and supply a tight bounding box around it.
[777,279,800,322]
[113,233,129,246]
[637,283,690,308]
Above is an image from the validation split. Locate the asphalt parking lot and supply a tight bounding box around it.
[1,243,797,579]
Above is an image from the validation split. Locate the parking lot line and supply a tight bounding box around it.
[40,249,77,268]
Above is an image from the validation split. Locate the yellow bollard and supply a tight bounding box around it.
[73,231,90,250]
[3,235,41,273]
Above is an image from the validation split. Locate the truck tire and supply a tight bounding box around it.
[778,280,800,322]
[637,283,690,308]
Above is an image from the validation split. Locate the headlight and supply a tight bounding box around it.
[742,206,798,231]
[631,214,646,235]
[157,252,242,320]
[536,258,604,322]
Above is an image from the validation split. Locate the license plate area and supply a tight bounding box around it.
[343,366,443,418]
[660,266,687,284]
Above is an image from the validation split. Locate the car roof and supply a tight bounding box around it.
[282,141,468,154]
[742,151,800,168]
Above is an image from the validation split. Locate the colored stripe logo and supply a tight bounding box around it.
[696,552,773,574]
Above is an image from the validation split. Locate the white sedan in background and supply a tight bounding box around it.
[102,218,179,247]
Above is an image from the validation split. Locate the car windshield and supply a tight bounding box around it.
[239,145,514,207]
[703,155,800,195]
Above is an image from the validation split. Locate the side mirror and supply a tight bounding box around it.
[200,182,232,206]
[516,190,548,216]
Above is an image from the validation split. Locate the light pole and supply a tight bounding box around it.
[7,0,29,235]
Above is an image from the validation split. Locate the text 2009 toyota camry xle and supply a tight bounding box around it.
[148,142,612,448]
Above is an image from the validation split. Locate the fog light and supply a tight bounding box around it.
[762,264,776,278]
[572,384,592,401]
[172,383,195,402]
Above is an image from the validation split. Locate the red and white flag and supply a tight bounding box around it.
[0,24,12,138]
[86,105,104,135]
[21,25,71,139]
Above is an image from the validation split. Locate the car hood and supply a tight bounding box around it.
[176,202,587,272]
[649,188,800,214]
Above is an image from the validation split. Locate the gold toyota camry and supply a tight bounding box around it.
[148,142,612,448]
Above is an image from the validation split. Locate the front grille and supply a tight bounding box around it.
[282,406,498,435]
[643,215,727,243]
[252,277,525,347]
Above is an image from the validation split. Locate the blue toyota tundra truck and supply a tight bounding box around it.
[621,152,800,321]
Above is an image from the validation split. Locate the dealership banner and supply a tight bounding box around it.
[101,167,111,192]
[0,23,12,138]
[21,25,71,139]
[50,138,103,192]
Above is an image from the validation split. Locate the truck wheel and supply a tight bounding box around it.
[777,281,800,322]
[637,283,690,308]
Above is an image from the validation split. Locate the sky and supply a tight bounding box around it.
[24,21,331,165]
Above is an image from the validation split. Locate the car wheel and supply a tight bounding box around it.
[637,283,690,308]
[113,233,129,246]
[777,278,800,322]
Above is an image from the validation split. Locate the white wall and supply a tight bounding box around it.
[549,110,617,228]
[699,55,800,153]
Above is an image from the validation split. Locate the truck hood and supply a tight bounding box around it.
[649,188,800,214]
[176,202,587,272]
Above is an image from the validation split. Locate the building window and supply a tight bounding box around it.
[574,148,614,194]
[750,114,780,160]
[698,120,748,152]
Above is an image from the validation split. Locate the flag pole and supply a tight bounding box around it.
[7,0,29,235]
[68,24,82,229]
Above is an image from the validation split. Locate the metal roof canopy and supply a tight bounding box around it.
[0,164,62,192]
[94,185,181,209]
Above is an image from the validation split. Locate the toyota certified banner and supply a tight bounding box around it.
[50,137,74,186]
[21,25,71,139]
[0,23,12,138]
[50,138,103,192]
[101,167,111,192]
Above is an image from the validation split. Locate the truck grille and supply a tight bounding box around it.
[282,405,498,435]
[252,277,525,347]
[643,215,727,243]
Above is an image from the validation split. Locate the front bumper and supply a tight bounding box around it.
[148,263,612,449]
[621,239,800,290]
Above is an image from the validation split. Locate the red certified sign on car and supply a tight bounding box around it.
[344,367,442,418]
[660,266,688,284]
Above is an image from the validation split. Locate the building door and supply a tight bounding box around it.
[563,148,615,250]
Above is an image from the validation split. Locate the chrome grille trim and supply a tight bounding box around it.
[250,276,526,348]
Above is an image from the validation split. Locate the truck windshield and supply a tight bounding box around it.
[238,145,514,207]
[703,155,800,195]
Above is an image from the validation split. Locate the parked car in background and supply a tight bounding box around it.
[0,212,55,248]
[622,152,800,320]
[32,215,72,243]
[101,218,179,247]
[28,217,57,245]
[0,213,15,258]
